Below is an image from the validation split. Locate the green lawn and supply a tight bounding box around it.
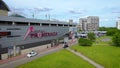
[71,44,120,68]
[71,36,120,68]
[93,36,112,45]
[17,49,95,68]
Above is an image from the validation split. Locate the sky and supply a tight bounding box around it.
[3,0,120,27]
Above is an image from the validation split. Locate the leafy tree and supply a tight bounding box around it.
[78,38,92,46]
[88,32,96,41]
[9,14,25,18]
[112,30,120,46]
[99,27,107,31]
[107,28,118,36]
[99,27,117,31]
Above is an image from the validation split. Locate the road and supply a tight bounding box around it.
[0,46,63,68]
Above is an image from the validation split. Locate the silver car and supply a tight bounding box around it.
[27,51,37,57]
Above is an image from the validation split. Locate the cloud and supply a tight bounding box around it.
[100,18,117,22]
[11,7,25,11]
[108,7,120,14]
[10,7,25,14]
[100,19,109,22]
[9,7,27,16]
[69,10,82,14]
[34,7,53,12]
[112,11,120,14]
[9,11,26,17]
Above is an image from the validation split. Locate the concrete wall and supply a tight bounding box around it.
[21,44,51,54]
[1,43,52,60]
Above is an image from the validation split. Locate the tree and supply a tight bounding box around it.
[112,30,120,46]
[99,27,117,31]
[99,27,118,36]
[88,32,96,41]
[99,27,107,31]
[107,28,118,36]
[9,13,25,18]
[78,38,92,46]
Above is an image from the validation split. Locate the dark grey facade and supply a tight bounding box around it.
[0,26,69,47]
[0,16,76,59]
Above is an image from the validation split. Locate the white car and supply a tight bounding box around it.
[27,51,37,57]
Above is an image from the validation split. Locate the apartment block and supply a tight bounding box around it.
[79,16,99,31]
[117,20,120,30]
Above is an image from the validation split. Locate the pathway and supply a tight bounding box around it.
[66,48,104,68]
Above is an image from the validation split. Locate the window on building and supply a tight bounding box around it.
[51,24,57,26]
[58,24,63,27]
[42,23,49,26]
[0,21,12,25]
[15,22,28,26]
[30,23,40,26]
[7,28,21,30]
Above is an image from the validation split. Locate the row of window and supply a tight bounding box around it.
[0,21,76,27]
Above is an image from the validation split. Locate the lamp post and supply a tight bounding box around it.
[0,44,1,60]
[13,21,16,56]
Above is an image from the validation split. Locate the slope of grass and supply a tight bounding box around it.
[93,36,112,45]
[71,36,120,68]
[17,49,95,68]
[71,44,120,68]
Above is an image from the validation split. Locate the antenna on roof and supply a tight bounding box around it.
[32,13,34,18]
[48,14,50,20]
[45,14,50,20]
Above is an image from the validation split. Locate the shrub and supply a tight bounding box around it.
[107,28,118,36]
[88,32,96,41]
[78,38,92,46]
[112,31,120,46]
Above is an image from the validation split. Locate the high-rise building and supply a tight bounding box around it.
[79,18,87,31]
[79,16,99,31]
[87,16,99,31]
[116,19,120,30]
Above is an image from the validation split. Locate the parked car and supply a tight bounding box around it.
[63,43,69,48]
[27,51,37,57]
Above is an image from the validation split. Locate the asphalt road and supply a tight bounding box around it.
[0,47,62,68]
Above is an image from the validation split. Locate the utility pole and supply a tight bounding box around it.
[0,44,1,60]
[45,14,47,20]
[48,14,50,20]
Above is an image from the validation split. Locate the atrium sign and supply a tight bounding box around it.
[24,26,57,40]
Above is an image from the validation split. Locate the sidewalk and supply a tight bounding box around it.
[68,38,78,46]
[0,44,62,65]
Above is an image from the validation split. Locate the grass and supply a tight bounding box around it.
[71,36,120,68]
[93,36,112,45]
[17,49,95,68]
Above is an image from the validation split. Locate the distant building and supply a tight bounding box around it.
[79,16,99,31]
[0,0,10,16]
[69,19,73,23]
[87,16,99,31]
[117,20,120,30]
[79,18,87,31]
[77,24,82,31]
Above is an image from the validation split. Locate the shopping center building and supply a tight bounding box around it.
[0,0,77,60]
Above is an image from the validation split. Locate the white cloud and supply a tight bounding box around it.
[34,7,53,12]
